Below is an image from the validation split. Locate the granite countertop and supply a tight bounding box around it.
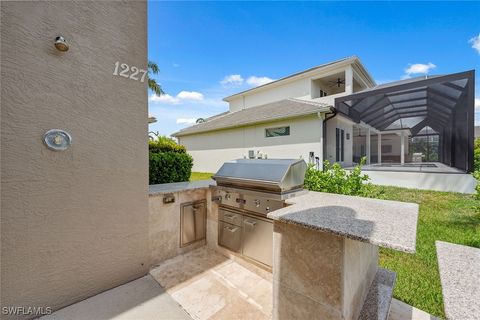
[358,268,396,320]
[436,241,480,319]
[149,180,215,196]
[267,191,418,253]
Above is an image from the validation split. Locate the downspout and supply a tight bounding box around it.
[322,106,337,165]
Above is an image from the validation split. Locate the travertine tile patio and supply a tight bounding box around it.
[149,247,438,320]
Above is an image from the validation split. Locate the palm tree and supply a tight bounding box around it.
[148,61,164,96]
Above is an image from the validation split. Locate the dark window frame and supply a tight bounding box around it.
[336,128,345,162]
[265,126,290,138]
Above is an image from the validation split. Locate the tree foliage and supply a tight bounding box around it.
[147,61,164,96]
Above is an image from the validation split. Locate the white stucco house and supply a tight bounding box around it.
[172,56,476,192]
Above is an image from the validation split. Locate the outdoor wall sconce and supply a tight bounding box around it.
[54,36,69,52]
[43,129,72,151]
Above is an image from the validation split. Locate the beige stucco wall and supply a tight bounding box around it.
[1,2,149,318]
[178,115,323,173]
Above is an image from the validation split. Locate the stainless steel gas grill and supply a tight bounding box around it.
[212,159,307,267]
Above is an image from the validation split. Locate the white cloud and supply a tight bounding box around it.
[173,63,180,67]
[404,63,437,78]
[177,91,204,101]
[246,76,275,87]
[176,118,197,124]
[149,93,180,104]
[220,74,275,88]
[475,98,480,110]
[469,34,480,54]
[149,90,204,105]
[221,74,244,87]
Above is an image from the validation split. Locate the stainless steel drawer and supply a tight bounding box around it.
[218,221,242,253]
[242,215,273,267]
[218,208,242,226]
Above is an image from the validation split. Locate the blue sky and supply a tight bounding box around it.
[147,1,480,136]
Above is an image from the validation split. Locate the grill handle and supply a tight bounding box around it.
[244,220,257,227]
[224,213,236,220]
[224,226,238,233]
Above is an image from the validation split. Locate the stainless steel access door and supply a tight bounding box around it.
[242,214,273,266]
[180,200,206,247]
[218,221,242,252]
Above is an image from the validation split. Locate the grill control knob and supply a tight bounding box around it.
[266,206,270,212]
[225,193,231,200]
[254,199,260,207]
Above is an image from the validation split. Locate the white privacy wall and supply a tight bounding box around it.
[228,79,311,112]
[178,116,324,173]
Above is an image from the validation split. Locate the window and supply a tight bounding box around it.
[381,145,392,153]
[265,126,290,137]
[336,128,345,162]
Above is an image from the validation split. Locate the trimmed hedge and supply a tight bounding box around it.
[149,151,193,184]
[149,136,193,184]
[149,137,186,154]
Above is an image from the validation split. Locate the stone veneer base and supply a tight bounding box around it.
[273,220,378,320]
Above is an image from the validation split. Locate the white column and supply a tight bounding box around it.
[400,131,405,165]
[345,66,353,94]
[377,133,382,164]
[319,116,324,170]
[366,128,371,165]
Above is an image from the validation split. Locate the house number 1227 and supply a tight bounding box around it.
[113,62,148,82]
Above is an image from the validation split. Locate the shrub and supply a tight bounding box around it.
[149,136,186,154]
[149,151,193,184]
[473,170,480,200]
[148,136,193,184]
[304,157,376,197]
[472,138,480,199]
[474,138,480,172]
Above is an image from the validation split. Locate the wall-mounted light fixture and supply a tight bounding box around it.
[54,36,69,52]
[43,129,72,151]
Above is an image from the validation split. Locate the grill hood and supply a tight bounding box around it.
[212,159,307,193]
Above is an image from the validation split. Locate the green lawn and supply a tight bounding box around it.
[189,172,480,318]
[190,171,213,181]
[372,185,480,318]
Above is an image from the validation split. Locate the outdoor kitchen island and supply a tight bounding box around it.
[146,176,422,320]
[268,191,418,320]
